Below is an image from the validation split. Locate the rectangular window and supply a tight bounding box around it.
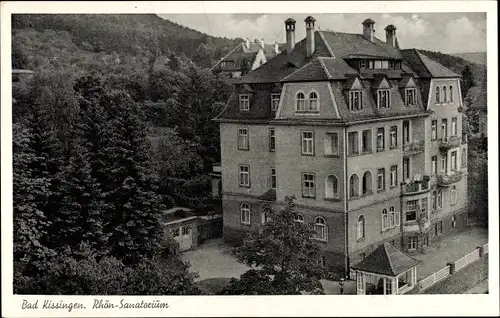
[301,131,314,155]
[377,168,385,191]
[432,156,438,175]
[395,61,402,69]
[389,60,395,69]
[269,128,276,152]
[302,173,315,198]
[407,236,417,250]
[451,117,457,136]
[434,222,438,236]
[325,133,339,156]
[239,94,250,111]
[462,149,467,167]
[451,151,457,171]
[349,91,363,111]
[270,93,280,111]
[406,200,418,222]
[452,215,456,228]
[431,120,437,140]
[390,126,398,148]
[368,60,374,69]
[403,157,410,180]
[402,120,410,145]
[441,119,448,140]
[377,90,390,108]
[238,128,249,150]
[360,60,367,69]
[439,221,443,234]
[405,88,416,106]
[361,130,372,153]
[441,154,447,172]
[270,168,277,190]
[381,60,389,69]
[374,60,382,69]
[421,198,428,217]
[390,165,398,187]
[348,131,359,155]
[376,127,385,151]
[239,165,250,187]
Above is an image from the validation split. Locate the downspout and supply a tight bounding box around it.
[343,125,349,278]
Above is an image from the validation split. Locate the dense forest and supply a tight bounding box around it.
[11,14,488,294]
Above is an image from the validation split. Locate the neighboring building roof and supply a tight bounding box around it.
[400,49,460,78]
[259,189,276,201]
[212,41,285,72]
[351,243,422,276]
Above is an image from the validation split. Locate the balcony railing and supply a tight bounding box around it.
[437,170,462,186]
[402,177,430,195]
[403,140,425,156]
[439,136,461,152]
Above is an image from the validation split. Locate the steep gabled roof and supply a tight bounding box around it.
[351,243,421,276]
[400,49,460,78]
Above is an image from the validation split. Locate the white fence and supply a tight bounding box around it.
[455,249,481,271]
[417,243,487,292]
[419,265,451,291]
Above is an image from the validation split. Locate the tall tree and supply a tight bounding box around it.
[461,65,476,98]
[99,91,165,264]
[221,196,325,295]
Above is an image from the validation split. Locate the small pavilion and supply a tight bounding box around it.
[351,242,422,295]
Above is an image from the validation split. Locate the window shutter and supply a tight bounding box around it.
[395,211,400,226]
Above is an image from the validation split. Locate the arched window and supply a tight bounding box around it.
[432,191,437,210]
[295,91,305,111]
[449,85,453,102]
[308,91,319,111]
[240,202,251,225]
[443,86,447,103]
[294,213,304,222]
[349,174,360,198]
[389,206,396,227]
[357,215,365,239]
[325,175,339,199]
[314,217,328,241]
[435,86,440,103]
[362,171,372,195]
[437,190,443,208]
[382,209,388,230]
[450,186,457,204]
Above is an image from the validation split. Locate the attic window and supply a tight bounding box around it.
[271,93,281,111]
[360,60,367,69]
[377,90,391,109]
[240,94,250,111]
[349,91,363,112]
[389,61,395,69]
[405,88,417,106]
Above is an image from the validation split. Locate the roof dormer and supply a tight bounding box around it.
[372,74,393,90]
[343,75,365,91]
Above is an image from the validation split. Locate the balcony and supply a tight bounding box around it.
[404,215,430,232]
[403,140,425,156]
[401,176,430,195]
[437,171,462,187]
[439,136,461,152]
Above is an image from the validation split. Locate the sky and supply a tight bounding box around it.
[160,13,486,54]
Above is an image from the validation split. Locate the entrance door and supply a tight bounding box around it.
[180,225,192,252]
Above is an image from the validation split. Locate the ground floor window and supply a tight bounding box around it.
[407,236,417,250]
[422,233,429,247]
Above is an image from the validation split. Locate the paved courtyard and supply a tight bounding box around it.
[413,226,488,279]
[181,226,488,294]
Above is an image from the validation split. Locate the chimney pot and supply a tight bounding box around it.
[362,18,375,42]
[245,38,250,49]
[274,41,280,54]
[384,24,397,47]
[285,18,296,53]
[305,16,316,58]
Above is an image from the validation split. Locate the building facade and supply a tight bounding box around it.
[214,17,468,276]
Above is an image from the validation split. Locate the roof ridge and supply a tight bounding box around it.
[318,30,336,58]
[281,59,323,82]
[384,243,397,276]
[318,58,332,79]
[413,49,432,75]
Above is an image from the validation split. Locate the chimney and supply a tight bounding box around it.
[285,18,296,54]
[305,16,316,58]
[260,38,265,49]
[245,37,250,49]
[385,24,397,47]
[274,41,280,54]
[362,18,375,42]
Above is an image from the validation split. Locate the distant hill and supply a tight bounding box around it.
[452,52,487,65]
[12,14,242,71]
